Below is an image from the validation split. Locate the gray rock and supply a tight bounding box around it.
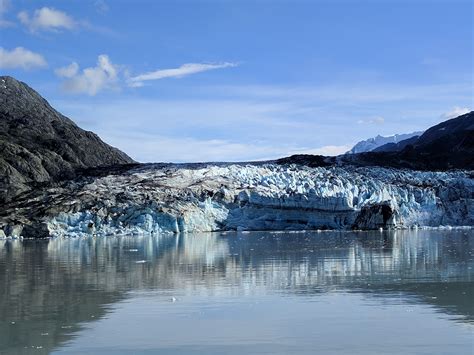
[22,222,50,239]
[353,203,397,230]
[0,76,135,202]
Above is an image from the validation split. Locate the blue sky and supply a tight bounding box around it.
[1,0,472,162]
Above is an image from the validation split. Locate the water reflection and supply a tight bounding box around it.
[0,230,473,353]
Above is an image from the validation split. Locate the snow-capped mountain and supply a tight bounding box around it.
[347,132,423,154]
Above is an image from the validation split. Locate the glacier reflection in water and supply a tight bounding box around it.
[0,230,473,354]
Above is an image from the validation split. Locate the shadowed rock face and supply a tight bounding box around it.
[373,135,420,152]
[0,76,135,202]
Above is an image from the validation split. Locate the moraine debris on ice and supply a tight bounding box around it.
[1,163,473,238]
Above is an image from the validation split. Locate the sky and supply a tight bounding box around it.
[0,0,472,163]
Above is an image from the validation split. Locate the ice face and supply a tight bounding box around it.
[42,164,474,237]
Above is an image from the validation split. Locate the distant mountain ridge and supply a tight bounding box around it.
[347,111,474,169]
[279,111,474,170]
[347,131,423,154]
[372,135,420,152]
[0,76,135,202]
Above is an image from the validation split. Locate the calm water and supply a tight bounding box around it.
[0,230,473,354]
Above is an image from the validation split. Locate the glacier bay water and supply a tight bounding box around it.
[0,230,473,354]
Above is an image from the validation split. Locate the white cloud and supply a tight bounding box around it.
[0,0,14,27]
[441,106,471,119]
[58,55,119,95]
[0,0,9,14]
[0,18,12,27]
[289,145,352,157]
[129,62,237,86]
[0,47,47,70]
[55,62,79,78]
[53,97,357,162]
[357,116,385,125]
[216,83,473,106]
[57,58,237,95]
[18,7,76,32]
[86,132,350,163]
[101,134,289,163]
[53,80,472,162]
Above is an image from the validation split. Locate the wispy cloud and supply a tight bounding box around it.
[87,131,352,163]
[129,62,237,87]
[94,0,109,14]
[0,0,8,14]
[55,62,79,78]
[53,80,472,162]
[98,133,292,163]
[0,47,47,70]
[18,7,76,32]
[357,116,385,125]
[17,6,116,36]
[289,145,352,156]
[0,0,14,27]
[56,58,238,95]
[212,83,473,104]
[441,106,471,119]
[56,55,119,95]
[53,97,356,162]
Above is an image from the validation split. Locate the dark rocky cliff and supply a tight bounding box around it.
[0,76,135,202]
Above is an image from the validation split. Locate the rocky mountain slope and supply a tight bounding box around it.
[0,76,135,203]
[373,135,420,152]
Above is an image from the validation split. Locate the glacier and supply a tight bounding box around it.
[8,163,464,238]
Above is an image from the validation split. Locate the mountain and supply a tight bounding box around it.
[347,131,423,154]
[0,76,135,202]
[405,111,474,166]
[338,111,474,170]
[373,135,420,152]
[413,111,474,148]
[281,112,474,170]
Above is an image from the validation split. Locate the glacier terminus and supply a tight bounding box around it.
[3,163,472,238]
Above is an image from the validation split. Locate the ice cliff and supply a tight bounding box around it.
[3,163,469,238]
